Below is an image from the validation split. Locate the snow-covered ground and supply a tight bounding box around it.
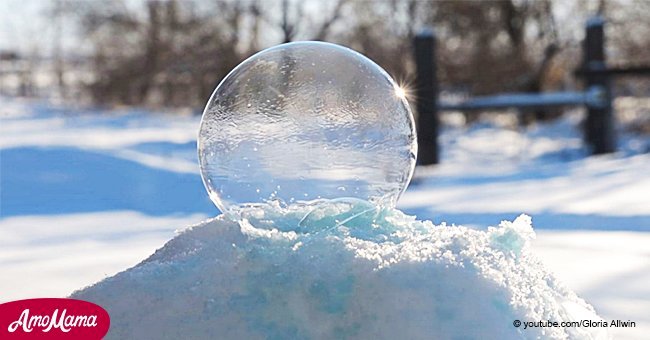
[1,97,648,339]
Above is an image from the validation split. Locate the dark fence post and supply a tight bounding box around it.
[414,28,439,165]
[583,17,615,154]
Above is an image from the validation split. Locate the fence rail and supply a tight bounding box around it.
[575,66,650,77]
[438,87,606,111]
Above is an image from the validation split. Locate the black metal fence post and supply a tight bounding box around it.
[414,28,439,165]
[583,17,615,154]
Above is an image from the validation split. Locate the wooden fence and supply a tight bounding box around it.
[414,17,650,165]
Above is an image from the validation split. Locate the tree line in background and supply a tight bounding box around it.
[12,0,650,111]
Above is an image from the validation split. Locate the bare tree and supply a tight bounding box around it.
[280,0,298,43]
[59,0,646,116]
[314,0,347,41]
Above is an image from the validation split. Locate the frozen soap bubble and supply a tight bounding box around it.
[198,41,417,214]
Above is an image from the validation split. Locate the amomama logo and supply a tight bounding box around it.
[0,298,110,339]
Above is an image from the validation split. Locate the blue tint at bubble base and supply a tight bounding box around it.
[198,41,417,214]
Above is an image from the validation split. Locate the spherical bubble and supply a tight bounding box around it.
[198,41,417,213]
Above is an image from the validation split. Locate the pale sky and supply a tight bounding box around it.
[0,0,59,56]
[0,0,118,58]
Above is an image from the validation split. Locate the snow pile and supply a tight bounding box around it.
[73,202,606,339]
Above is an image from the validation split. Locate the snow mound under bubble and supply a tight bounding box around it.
[72,202,606,339]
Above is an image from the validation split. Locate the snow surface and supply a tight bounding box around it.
[73,205,605,339]
[1,96,649,339]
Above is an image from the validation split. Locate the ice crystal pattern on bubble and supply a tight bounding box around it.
[198,41,417,213]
